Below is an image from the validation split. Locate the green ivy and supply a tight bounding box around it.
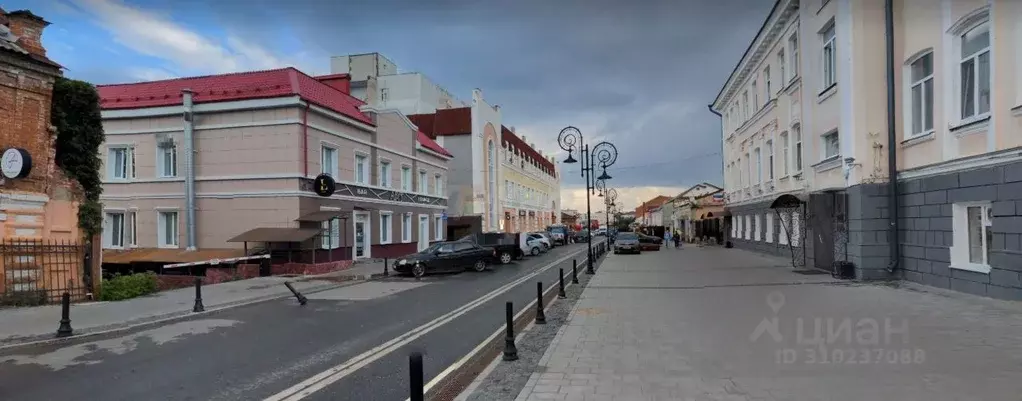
[51,77,105,238]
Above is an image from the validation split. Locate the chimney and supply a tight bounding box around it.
[510,126,515,133]
[365,75,379,107]
[531,143,537,149]
[6,10,49,57]
[521,135,527,143]
[316,74,351,94]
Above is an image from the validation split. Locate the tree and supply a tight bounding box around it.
[614,215,635,231]
[51,77,104,238]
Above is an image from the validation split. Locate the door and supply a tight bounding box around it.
[418,214,430,251]
[452,242,476,270]
[809,192,835,271]
[434,243,459,271]
[354,211,370,259]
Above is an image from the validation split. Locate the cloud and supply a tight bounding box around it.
[127,67,177,82]
[560,186,686,213]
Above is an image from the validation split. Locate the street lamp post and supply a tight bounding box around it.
[558,127,617,273]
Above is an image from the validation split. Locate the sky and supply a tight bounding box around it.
[7,0,772,211]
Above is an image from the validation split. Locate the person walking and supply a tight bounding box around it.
[673,231,682,249]
[664,230,673,249]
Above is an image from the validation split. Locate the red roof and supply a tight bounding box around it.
[97,67,374,126]
[502,125,555,177]
[417,131,452,157]
[407,107,472,138]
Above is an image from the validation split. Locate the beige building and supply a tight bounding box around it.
[97,68,452,265]
[712,0,1022,299]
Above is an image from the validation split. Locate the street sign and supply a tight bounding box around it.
[314,174,336,197]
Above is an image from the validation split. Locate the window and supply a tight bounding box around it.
[752,80,759,111]
[822,22,837,88]
[379,160,391,188]
[754,147,762,184]
[744,152,751,186]
[780,133,790,176]
[764,67,772,99]
[105,212,124,248]
[381,87,389,102]
[778,50,786,88]
[380,212,392,244]
[434,215,443,240]
[779,212,789,245]
[744,215,751,239]
[789,32,799,79]
[908,52,934,136]
[354,153,368,184]
[766,213,774,243]
[794,126,803,171]
[321,217,340,249]
[737,158,743,187]
[127,211,137,247]
[107,147,134,180]
[952,203,992,273]
[401,166,412,191]
[402,213,412,242]
[959,22,991,119]
[418,170,427,194]
[766,140,774,180]
[158,210,179,248]
[157,144,177,177]
[754,214,761,241]
[322,146,338,177]
[434,174,443,196]
[790,211,802,247]
[736,215,742,238]
[742,91,749,120]
[822,131,840,159]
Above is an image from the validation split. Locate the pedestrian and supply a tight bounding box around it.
[674,231,681,249]
[664,230,673,249]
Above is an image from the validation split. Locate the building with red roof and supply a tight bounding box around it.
[96,67,455,265]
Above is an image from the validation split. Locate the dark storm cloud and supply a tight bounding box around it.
[145,0,773,189]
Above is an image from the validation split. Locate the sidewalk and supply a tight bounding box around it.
[0,261,389,347]
[514,247,1022,401]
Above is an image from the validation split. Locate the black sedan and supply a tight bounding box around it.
[393,240,496,278]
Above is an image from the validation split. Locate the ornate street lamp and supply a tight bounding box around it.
[558,126,618,273]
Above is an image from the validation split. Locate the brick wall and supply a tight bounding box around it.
[0,54,61,196]
[845,184,895,280]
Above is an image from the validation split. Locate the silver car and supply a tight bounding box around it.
[613,232,641,254]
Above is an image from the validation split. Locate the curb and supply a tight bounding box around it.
[0,276,375,351]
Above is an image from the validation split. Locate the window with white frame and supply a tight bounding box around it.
[737,158,743,188]
[354,153,368,184]
[418,170,427,194]
[379,160,391,188]
[322,146,338,177]
[157,143,177,177]
[402,213,412,242]
[766,140,774,180]
[951,202,992,273]
[731,217,737,238]
[401,166,412,191]
[434,174,443,196]
[778,50,786,89]
[789,32,800,80]
[321,217,340,249]
[742,91,749,120]
[735,215,742,238]
[380,212,393,244]
[907,52,934,137]
[105,211,124,248]
[794,125,803,171]
[744,215,751,239]
[158,210,179,248]
[434,215,443,240]
[752,80,759,111]
[779,212,789,245]
[822,131,840,159]
[127,211,137,247]
[781,132,790,176]
[754,147,762,184]
[107,146,134,180]
[744,152,751,186]
[821,21,837,89]
[764,66,772,99]
[766,213,774,243]
[959,22,991,120]
[754,214,761,241]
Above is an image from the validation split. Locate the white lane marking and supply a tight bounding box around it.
[432,257,589,401]
[262,242,601,401]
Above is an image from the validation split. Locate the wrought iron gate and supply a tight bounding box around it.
[0,239,90,306]
[772,195,808,269]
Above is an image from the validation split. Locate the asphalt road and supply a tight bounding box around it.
[0,239,605,401]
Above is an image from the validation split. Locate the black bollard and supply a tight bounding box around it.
[586,256,595,275]
[558,268,566,299]
[410,352,424,401]
[284,281,309,305]
[535,282,547,324]
[384,258,389,277]
[55,292,73,338]
[502,301,519,361]
[572,260,579,284]
[192,277,205,312]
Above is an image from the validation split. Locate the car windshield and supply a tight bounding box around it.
[423,243,446,253]
[617,233,638,240]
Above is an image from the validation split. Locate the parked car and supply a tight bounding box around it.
[573,229,591,243]
[546,224,568,246]
[529,232,552,251]
[613,232,641,254]
[637,233,663,251]
[462,232,523,264]
[594,228,607,236]
[521,233,546,256]
[393,240,496,278]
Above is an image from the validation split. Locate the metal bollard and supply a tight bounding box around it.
[284,281,309,305]
[586,256,595,275]
[410,352,424,401]
[192,277,205,312]
[503,301,519,361]
[384,258,389,277]
[572,260,579,284]
[535,282,547,324]
[558,268,566,299]
[55,292,73,338]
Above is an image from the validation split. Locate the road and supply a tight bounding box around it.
[0,239,604,401]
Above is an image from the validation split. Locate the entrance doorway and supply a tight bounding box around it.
[418,214,429,251]
[354,211,370,259]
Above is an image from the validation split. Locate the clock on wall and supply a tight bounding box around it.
[1,148,32,179]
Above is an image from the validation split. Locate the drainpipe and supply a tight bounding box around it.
[302,103,310,177]
[182,89,197,251]
[707,105,724,188]
[884,0,899,273]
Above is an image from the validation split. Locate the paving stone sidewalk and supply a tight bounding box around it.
[514,247,1022,401]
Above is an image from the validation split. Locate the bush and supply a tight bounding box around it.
[99,272,159,301]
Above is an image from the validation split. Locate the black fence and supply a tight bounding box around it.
[0,239,90,306]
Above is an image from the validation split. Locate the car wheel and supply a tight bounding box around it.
[499,251,513,264]
[412,263,426,278]
[531,246,541,256]
[473,259,488,272]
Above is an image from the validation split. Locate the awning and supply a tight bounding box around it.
[295,210,346,223]
[102,248,245,264]
[226,227,322,243]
